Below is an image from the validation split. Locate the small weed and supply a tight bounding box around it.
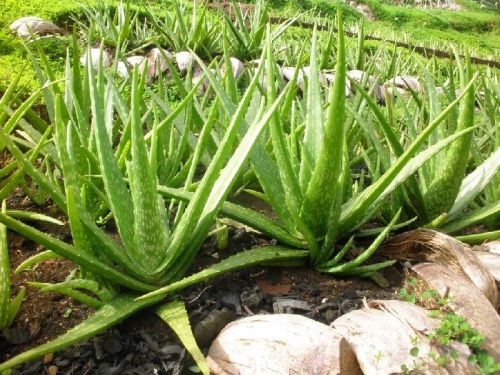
[398,283,500,374]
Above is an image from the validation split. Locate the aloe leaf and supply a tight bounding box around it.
[15,250,59,273]
[156,301,209,375]
[350,79,428,220]
[157,185,305,248]
[339,76,477,233]
[0,213,155,291]
[260,34,317,255]
[423,53,475,220]
[5,211,63,226]
[300,27,323,191]
[157,48,271,274]
[301,13,346,243]
[128,67,168,270]
[0,202,10,328]
[88,58,135,255]
[139,247,309,300]
[0,90,66,210]
[441,200,500,234]
[346,126,477,233]
[167,85,297,281]
[29,281,103,308]
[333,260,397,276]
[455,230,500,244]
[0,294,164,372]
[321,209,400,273]
[6,287,25,327]
[447,147,500,220]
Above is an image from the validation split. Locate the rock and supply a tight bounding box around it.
[331,299,478,374]
[9,16,60,38]
[208,314,361,375]
[191,67,214,96]
[193,308,235,348]
[322,308,338,323]
[175,51,196,74]
[281,66,327,90]
[325,72,353,96]
[126,55,148,74]
[147,47,172,81]
[240,287,263,308]
[347,69,385,103]
[412,263,500,361]
[384,75,423,95]
[2,327,29,344]
[348,2,375,20]
[116,61,130,79]
[272,298,311,314]
[103,335,122,354]
[80,48,112,70]
[221,57,245,79]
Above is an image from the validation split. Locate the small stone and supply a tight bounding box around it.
[55,359,70,367]
[240,288,263,308]
[322,309,338,323]
[2,327,29,344]
[93,336,105,360]
[103,336,122,354]
[194,308,235,348]
[272,299,311,314]
[43,352,54,364]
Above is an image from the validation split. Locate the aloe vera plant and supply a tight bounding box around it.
[141,11,480,293]
[1,2,498,371]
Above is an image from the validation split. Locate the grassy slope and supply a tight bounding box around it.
[0,0,85,91]
[266,0,499,56]
[359,0,499,57]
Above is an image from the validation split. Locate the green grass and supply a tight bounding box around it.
[359,0,500,55]
[0,0,85,91]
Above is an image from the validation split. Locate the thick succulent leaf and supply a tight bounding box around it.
[0,202,9,327]
[139,247,309,300]
[339,77,477,233]
[0,213,155,291]
[15,250,59,274]
[0,92,66,210]
[300,28,323,191]
[6,210,63,226]
[88,58,135,255]
[157,185,305,248]
[156,301,209,375]
[128,68,169,271]
[157,50,270,275]
[301,16,346,242]
[441,200,500,234]
[0,294,164,372]
[447,147,500,220]
[169,84,297,280]
[341,126,476,233]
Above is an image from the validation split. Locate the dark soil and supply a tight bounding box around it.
[0,192,405,374]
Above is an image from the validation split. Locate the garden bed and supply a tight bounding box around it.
[1,211,402,374]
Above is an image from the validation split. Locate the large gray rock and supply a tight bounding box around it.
[9,16,61,38]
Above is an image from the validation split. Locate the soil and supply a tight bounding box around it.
[0,190,405,374]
